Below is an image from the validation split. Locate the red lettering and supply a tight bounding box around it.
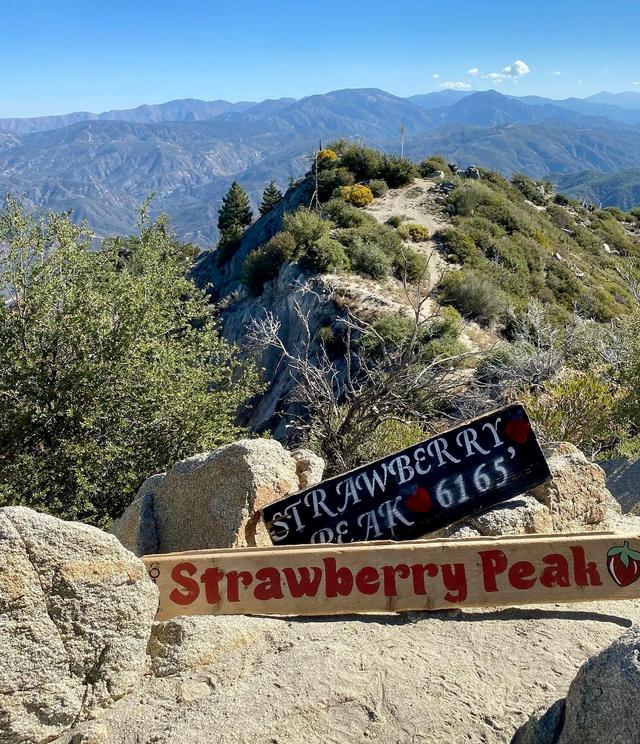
[381,563,410,597]
[540,554,570,588]
[282,567,323,598]
[410,563,438,595]
[323,558,354,598]
[169,562,199,606]
[200,567,223,604]
[571,546,602,587]
[254,567,284,601]
[225,570,253,602]
[509,560,536,590]
[441,563,467,602]
[480,550,508,592]
[355,566,380,595]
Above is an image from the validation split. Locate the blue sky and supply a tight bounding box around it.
[2,0,639,117]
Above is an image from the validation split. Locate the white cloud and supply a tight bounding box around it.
[432,73,440,79]
[633,81,640,86]
[504,59,531,77]
[577,79,583,85]
[551,70,562,77]
[484,59,531,83]
[440,81,472,91]
[467,67,479,77]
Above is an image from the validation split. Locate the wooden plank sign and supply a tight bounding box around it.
[143,532,640,620]
[261,404,550,546]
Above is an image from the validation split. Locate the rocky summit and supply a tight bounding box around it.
[3,438,640,744]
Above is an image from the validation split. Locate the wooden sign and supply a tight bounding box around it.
[143,532,640,620]
[261,404,550,546]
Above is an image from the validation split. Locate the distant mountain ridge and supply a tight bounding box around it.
[1,87,640,245]
[0,99,256,134]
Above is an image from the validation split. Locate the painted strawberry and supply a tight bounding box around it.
[504,414,531,445]
[405,486,432,513]
[606,541,640,587]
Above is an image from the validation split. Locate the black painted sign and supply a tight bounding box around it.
[261,404,550,545]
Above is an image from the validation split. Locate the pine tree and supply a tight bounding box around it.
[217,181,253,245]
[259,180,283,216]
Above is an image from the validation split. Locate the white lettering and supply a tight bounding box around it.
[426,438,462,467]
[355,466,389,499]
[482,417,504,448]
[388,454,415,485]
[456,427,490,458]
[413,446,432,475]
[303,489,337,519]
[377,496,415,536]
[357,509,383,540]
[336,477,361,513]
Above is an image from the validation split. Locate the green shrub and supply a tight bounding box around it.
[385,215,404,228]
[368,179,388,197]
[398,222,430,242]
[545,258,581,308]
[554,193,571,206]
[321,198,373,228]
[283,208,331,248]
[241,231,296,295]
[545,203,576,231]
[438,270,505,326]
[475,197,525,234]
[522,370,624,455]
[0,201,261,525]
[340,184,374,206]
[418,156,451,177]
[435,227,479,263]
[447,182,495,216]
[379,155,418,187]
[242,249,275,295]
[353,418,427,464]
[392,247,429,283]
[317,167,354,201]
[511,173,547,206]
[369,306,463,360]
[335,222,403,259]
[339,144,383,180]
[301,235,350,273]
[345,239,392,280]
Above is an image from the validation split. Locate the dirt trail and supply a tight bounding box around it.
[364,178,498,353]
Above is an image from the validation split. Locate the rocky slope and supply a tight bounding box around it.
[193,175,480,436]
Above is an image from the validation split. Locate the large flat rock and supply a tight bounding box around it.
[58,599,640,744]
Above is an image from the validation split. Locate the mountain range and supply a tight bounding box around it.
[2,87,640,245]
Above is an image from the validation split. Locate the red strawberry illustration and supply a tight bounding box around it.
[607,541,640,587]
[504,417,531,445]
[405,486,432,513]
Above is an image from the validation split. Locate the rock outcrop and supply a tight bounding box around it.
[0,507,157,744]
[513,625,640,744]
[440,443,621,538]
[53,602,640,744]
[111,439,325,556]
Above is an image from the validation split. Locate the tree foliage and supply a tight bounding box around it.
[217,181,253,247]
[259,180,283,216]
[0,198,260,525]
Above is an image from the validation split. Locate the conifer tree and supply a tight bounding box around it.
[217,181,253,245]
[259,180,283,216]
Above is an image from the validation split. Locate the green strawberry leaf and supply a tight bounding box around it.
[608,546,624,556]
[622,553,631,567]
